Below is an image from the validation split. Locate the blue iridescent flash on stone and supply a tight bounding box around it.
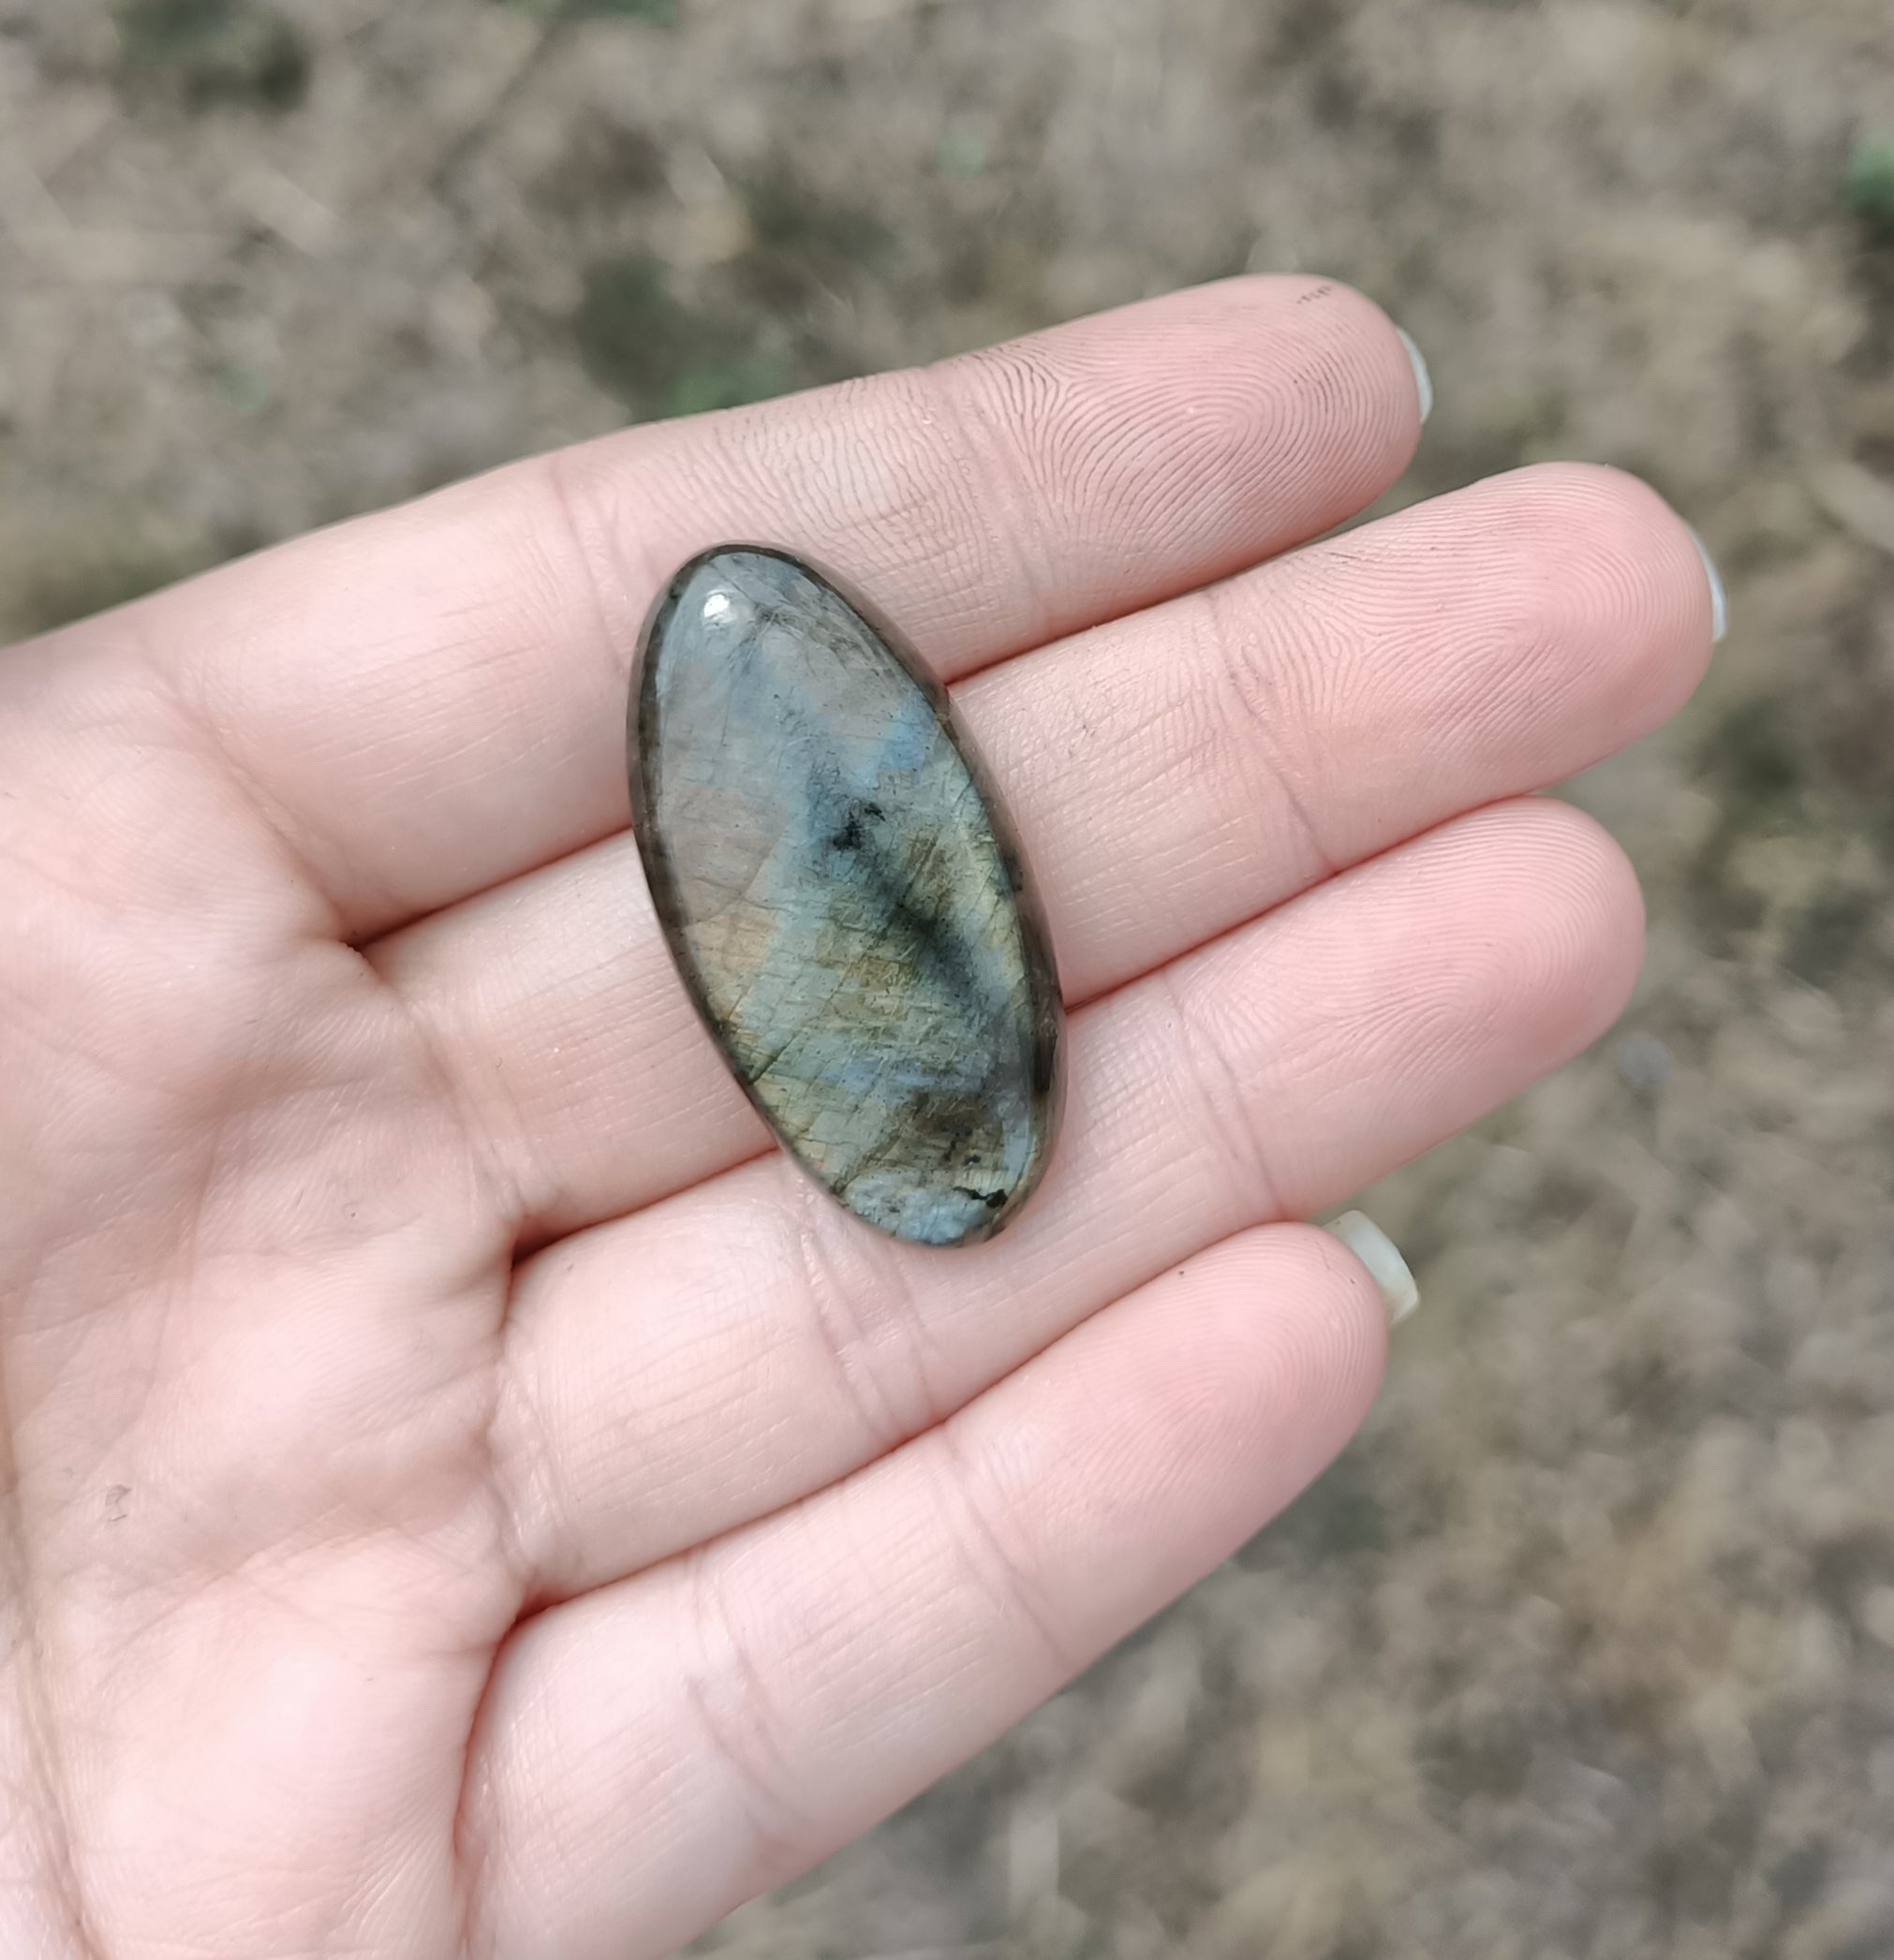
[629,547,1063,1246]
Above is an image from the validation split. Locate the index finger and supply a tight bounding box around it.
[52,276,1424,937]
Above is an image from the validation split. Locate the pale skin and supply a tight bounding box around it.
[0,277,1714,1959]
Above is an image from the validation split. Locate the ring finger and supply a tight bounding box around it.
[496,795,1644,1603]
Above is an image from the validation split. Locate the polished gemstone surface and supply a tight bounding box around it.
[629,546,1062,1246]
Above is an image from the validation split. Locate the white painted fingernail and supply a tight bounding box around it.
[1325,1211,1420,1326]
[1395,326,1433,426]
[1683,523,1728,643]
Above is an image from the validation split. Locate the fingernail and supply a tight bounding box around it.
[1395,326,1433,426]
[1683,523,1728,643]
[1325,1211,1420,1326]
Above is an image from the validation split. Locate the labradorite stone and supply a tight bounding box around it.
[629,546,1062,1246]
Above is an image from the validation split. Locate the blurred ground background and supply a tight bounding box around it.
[3,1,1893,1954]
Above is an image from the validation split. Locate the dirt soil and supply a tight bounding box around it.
[4,2,1894,1955]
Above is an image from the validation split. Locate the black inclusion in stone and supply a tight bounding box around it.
[628,545,1064,1247]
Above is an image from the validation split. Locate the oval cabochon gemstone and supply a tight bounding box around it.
[629,547,1063,1247]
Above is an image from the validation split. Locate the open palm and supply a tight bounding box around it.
[0,279,1712,1960]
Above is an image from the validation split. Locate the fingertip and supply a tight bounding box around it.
[1001,273,1429,536]
[1174,1223,1391,1459]
[1484,462,1721,721]
[1465,798,1650,1072]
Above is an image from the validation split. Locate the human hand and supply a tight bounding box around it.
[0,278,1714,1959]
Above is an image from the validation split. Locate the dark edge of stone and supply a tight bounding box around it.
[627,542,1066,1247]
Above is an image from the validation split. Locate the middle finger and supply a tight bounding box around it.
[373,461,1710,1239]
